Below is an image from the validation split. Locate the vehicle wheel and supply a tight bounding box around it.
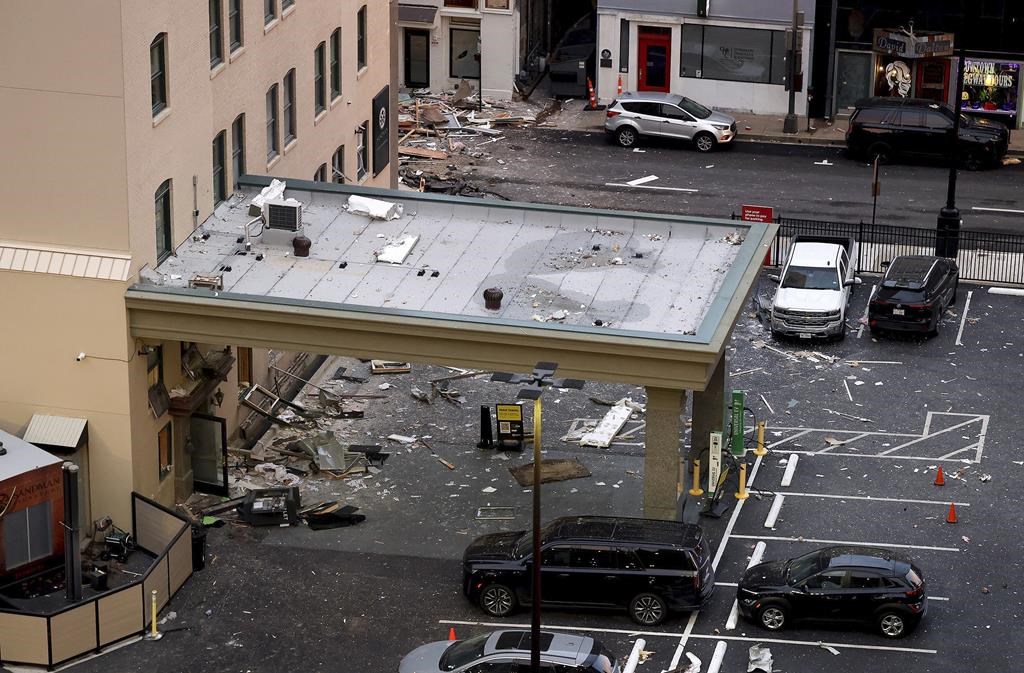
[757,602,789,632]
[877,611,909,638]
[963,152,983,172]
[629,593,668,626]
[868,142,892,165]
[479,583,517,618]
[616,126,638,148]
[927,315,940,338]
[694,132,716,153]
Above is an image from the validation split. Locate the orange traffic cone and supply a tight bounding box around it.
[946,502,958,524]
[934,465,945,486]
[448,627,457,641]
[586,77,598,110]
[617,74,623,96]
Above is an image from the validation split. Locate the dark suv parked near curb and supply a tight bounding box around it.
[737,546,927,639]
[869,255,959,336]
[463,516,714,626]
[846,97,1008,169]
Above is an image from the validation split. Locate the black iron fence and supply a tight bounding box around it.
[735,214,1024,286]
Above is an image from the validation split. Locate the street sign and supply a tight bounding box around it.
[730,390,746,456]
[741,204,774,223]
[708,431,723,493]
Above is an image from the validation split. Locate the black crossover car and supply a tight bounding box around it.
[869,255,959,336]
[737,546,927,639]
[462,516,714,626]
[846,97,1009,169]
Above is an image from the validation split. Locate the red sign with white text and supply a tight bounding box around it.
[741,204,774,223]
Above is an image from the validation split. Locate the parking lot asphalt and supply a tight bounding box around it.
[50,277,1024,673]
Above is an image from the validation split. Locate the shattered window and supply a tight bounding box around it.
[356,122,368,180]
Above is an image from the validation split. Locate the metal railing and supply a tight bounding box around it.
[735,214,1024,286]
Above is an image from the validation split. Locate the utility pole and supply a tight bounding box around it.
[937,44,967,258]
[783,0,799,133]
[823,0,839,122]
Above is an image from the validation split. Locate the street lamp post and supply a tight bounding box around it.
[491,362,584,673]
[937,44,968,258]
[783,0,799,134]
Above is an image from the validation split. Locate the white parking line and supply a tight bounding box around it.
[955,290,973,346]
[971,206,1024,215]
[731,534,960,552]
[669,611,699,671]
[782,449,976,462]
[604,182,699,193]
[438,620,938,655]
[876,416,982,456]
[712,455,764,571]
[777,491,970,506]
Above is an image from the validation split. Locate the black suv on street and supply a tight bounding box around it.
[737,546,927,638]
[462,516,714,626]
[846,97,1009,169]
[869,255,959,336]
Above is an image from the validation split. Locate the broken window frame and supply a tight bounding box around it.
[158,421,173,479]
[332,145,346,183]
[356,122,368,181]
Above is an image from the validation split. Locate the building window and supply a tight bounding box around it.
[158,422,173,479]
[314,43,326,115]
[356,122,368,181]
[282,0,294,10]
[332,145,345,183]
[283,69,296,143]
[237,347,253,386]
[314,163,328,182]
[445,0,477,7]
[264,0,277,24]
[266,84,279,160]
[450,28,481,79]
[213,130,226,204]
[229,0,243,51]
[357,6,367,70]
[681,25,785,85]
[151,34,168,116]
[155,179,172,262]
[231,114,245,188]
[209,0,224,68]
[330,28,341,99]
[2,502,53,569]
[147,345,164,387]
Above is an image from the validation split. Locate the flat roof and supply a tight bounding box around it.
[128,178,775,389]
[0,428,63,483]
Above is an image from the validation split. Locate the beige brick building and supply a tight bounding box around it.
[0,1,396,529]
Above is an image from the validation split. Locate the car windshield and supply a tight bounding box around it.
[787,551,822,584]
[678,97,712,119]
[512,521,559,558]
[782,265,840,290]
[440,634,490,671]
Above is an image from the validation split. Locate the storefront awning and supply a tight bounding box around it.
[398,4,437,25]
[23,414,88,451]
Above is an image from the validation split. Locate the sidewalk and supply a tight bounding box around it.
[543,98,1024,156]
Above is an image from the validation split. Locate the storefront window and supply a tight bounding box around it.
[963,60,1018,120]
[450,27,481,79]
[681,25,785,84]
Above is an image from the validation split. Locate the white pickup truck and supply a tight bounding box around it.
[769,235,861,341]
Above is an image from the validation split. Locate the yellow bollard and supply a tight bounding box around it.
[754,421,767,456]
[144,589,163,641]
[688,460,705,497]
[734,462,750,500]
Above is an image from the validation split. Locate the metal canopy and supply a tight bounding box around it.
[23,414,87,450]
[127,178,775,391]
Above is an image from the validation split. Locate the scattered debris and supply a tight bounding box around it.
[580,399,642,448]
[346,194,404,220]
[372,360,412,374]
[510,458,591,487]
[748,644,773,672]
[818,642,841,655]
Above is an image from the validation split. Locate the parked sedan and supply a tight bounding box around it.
[398,630,620,673]
[604,92,737,152]
[869,255,959,336]
[737,546,927,638]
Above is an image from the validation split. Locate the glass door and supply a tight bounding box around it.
[404,29,430,88]
[190,413,228,496]
[834,50,873,115]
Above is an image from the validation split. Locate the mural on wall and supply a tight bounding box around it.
[885,61,911,96]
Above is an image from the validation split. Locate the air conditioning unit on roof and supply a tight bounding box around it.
[263,200,302,231]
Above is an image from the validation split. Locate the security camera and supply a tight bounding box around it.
[75,352,86,362]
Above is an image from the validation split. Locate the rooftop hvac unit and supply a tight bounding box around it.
[263,200,302,231]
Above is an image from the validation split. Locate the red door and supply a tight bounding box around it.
[638,27,672,92]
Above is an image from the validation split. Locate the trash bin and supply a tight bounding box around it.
[191,525,207,571]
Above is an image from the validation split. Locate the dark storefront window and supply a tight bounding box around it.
[681,25,785,85]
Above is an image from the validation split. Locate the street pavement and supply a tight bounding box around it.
[459,128,1024,233]
[50,280,1024,673]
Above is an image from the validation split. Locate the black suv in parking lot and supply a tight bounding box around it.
[846,97,1009,169]
[462,516,714,626]
[737,546,927,638]
[869,255,959,336]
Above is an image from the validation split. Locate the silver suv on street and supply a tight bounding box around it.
[604,92,737,152]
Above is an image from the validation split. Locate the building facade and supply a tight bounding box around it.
[0,1,396,527]
[596,0,815,115]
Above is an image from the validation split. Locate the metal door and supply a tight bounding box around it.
[404,29,430,88]
[834,50,873,115]
[638,28,671,92]
[189,413,228,496]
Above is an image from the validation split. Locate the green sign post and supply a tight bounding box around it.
[730,389,746,456]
